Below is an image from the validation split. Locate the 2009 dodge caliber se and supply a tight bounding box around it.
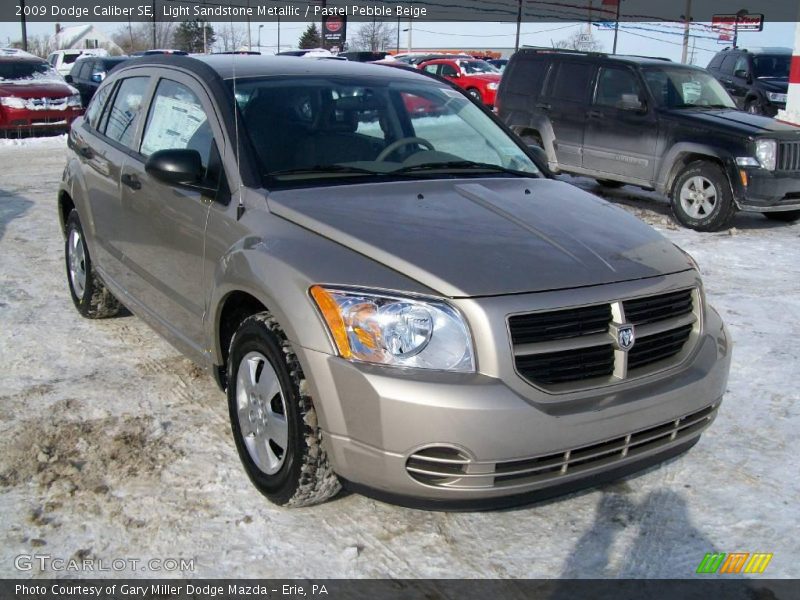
[58,55,731,509]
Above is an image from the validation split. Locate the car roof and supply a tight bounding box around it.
[118,54,435,83]
[515,49,674,67]
[0,50,46,63]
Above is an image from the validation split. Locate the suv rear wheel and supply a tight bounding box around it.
[227,312,341,506]
[671,161,736,231]
[65,210,122,318]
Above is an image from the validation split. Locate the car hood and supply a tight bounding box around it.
[0,81,74,98]
[268,178,693,298]
[756,77,789,93]
[665,107,800,136]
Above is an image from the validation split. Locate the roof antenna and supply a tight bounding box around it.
[230,2,245,220]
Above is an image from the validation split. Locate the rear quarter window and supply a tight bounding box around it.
[505,58,548,99]
[549,61,594,103]
[707,54,724,70]
[720,54,738,74]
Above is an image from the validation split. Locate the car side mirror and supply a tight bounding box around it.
[64,74,73,83]
[734,69,750,81]
[619,93,646,112]
[449,72,460,79]
[145,149,204,186]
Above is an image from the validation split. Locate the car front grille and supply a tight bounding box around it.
[777,141,800,172]
[509,288,700,391]
[405,403,718,490]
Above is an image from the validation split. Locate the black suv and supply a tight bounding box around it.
[706,47,791,116]
[497,49,800,231]
[66,56,130,106]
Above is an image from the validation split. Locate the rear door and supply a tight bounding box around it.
[717,53,741,106]
[117,73,226,357]
[582,65,658,183]
[542,60,597,168]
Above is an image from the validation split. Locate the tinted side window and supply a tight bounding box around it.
[423,64,438,75]
[506,58,548,97]
[549,62,594,102]
[141,79,212,170]
[440,64,459,77]
[594,67,641,108]
[707,54,724,70]
[85,83,114,130]
[103,76,150,149]
[77,60,93,80]
[733,56,749,75]
[720,54,738,74]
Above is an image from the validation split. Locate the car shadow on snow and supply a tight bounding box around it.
[0,190,33,242]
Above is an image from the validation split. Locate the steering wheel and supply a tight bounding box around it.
[376,137,435,162]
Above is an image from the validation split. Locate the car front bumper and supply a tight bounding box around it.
[0,107,82,133]
[297,303,731,507]
[733,166,800,212]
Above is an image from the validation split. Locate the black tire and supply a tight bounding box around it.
[227,312,341,507]
[764,210,800,222]
[466,88,482,102]
[64,210,122,319]
[670,161,736,231]
[596,179,625,188]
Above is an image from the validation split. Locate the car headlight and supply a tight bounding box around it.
[755,139,777,170]
[766,92,787,103]
[310,286,475,372]
[486,82,499,90]
[0,96,27,109]
[67,94,82,108]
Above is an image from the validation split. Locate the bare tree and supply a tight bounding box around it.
[553,30,604,52]
[215,23,248,52]
[351,21,394,52]
[10,34,49,57]
[113,21,175,53]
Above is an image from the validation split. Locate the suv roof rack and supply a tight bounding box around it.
[519,48,672,62]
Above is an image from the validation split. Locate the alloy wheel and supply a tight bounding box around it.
[679,175,718,219]
[67,228,87,298]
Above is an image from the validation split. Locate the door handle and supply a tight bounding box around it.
[121,173,141,190]
[535,102,551,111]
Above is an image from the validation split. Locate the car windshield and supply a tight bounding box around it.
[642,66,736,109]
[459,60,500,74]
[231,76,539,187]
[0,60,64,83]
[753,55,791,78]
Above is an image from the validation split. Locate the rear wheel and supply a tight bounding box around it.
[745,99,764,115]
[596,179,625,188]
[64,210,122,319]
[227,312,341,507]
[671,161,736,231]
[466,88,482,102]
[763,210,800,222]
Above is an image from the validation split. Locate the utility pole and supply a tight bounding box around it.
[407,20,412,52]
[19,0,28,51]
[612,0,622,54]
[732,9,748,49]
[152,0,157,49]
[681,0,692,63]
[514,0,522,53]
[396,16,400,53]
[246,1,252,51]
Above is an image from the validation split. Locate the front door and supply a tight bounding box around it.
[118,75,221,358]
[583,66,658,183]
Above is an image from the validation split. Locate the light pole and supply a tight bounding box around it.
[257,24,264,52]
[732,8,748,49]
[277,16,281,52]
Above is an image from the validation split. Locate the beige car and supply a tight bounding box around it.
[58,55,731,508]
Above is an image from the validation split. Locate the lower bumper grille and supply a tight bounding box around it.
[405,403,718,490]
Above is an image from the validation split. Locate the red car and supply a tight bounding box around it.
[418,58,502,106]
[0,48,83,136]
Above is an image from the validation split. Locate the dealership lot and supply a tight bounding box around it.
[0,137,798,577]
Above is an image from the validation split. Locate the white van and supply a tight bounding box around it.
[47,48,107,77]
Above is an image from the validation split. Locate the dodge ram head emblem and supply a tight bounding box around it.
[616,324,635,351]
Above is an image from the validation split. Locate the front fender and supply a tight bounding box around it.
[655,142,738,195]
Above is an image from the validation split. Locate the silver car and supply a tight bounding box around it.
[58,56,731,508]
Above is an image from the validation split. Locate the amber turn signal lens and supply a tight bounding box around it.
[310,285,352,358]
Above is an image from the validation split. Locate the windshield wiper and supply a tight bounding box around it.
[268,164,382,178]
[393,160,533,177]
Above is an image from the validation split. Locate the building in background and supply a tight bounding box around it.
[49,24,122,55]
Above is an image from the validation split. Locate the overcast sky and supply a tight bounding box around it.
[1,19,795,63]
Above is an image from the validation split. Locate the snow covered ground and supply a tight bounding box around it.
[0,137,798,579]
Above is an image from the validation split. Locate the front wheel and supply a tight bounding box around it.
[763,210,800,222]
[466,88,482,102]
[64,210,122,318]
[745,99,764,115]
[227,313,341,507]
[670,161,736,231]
